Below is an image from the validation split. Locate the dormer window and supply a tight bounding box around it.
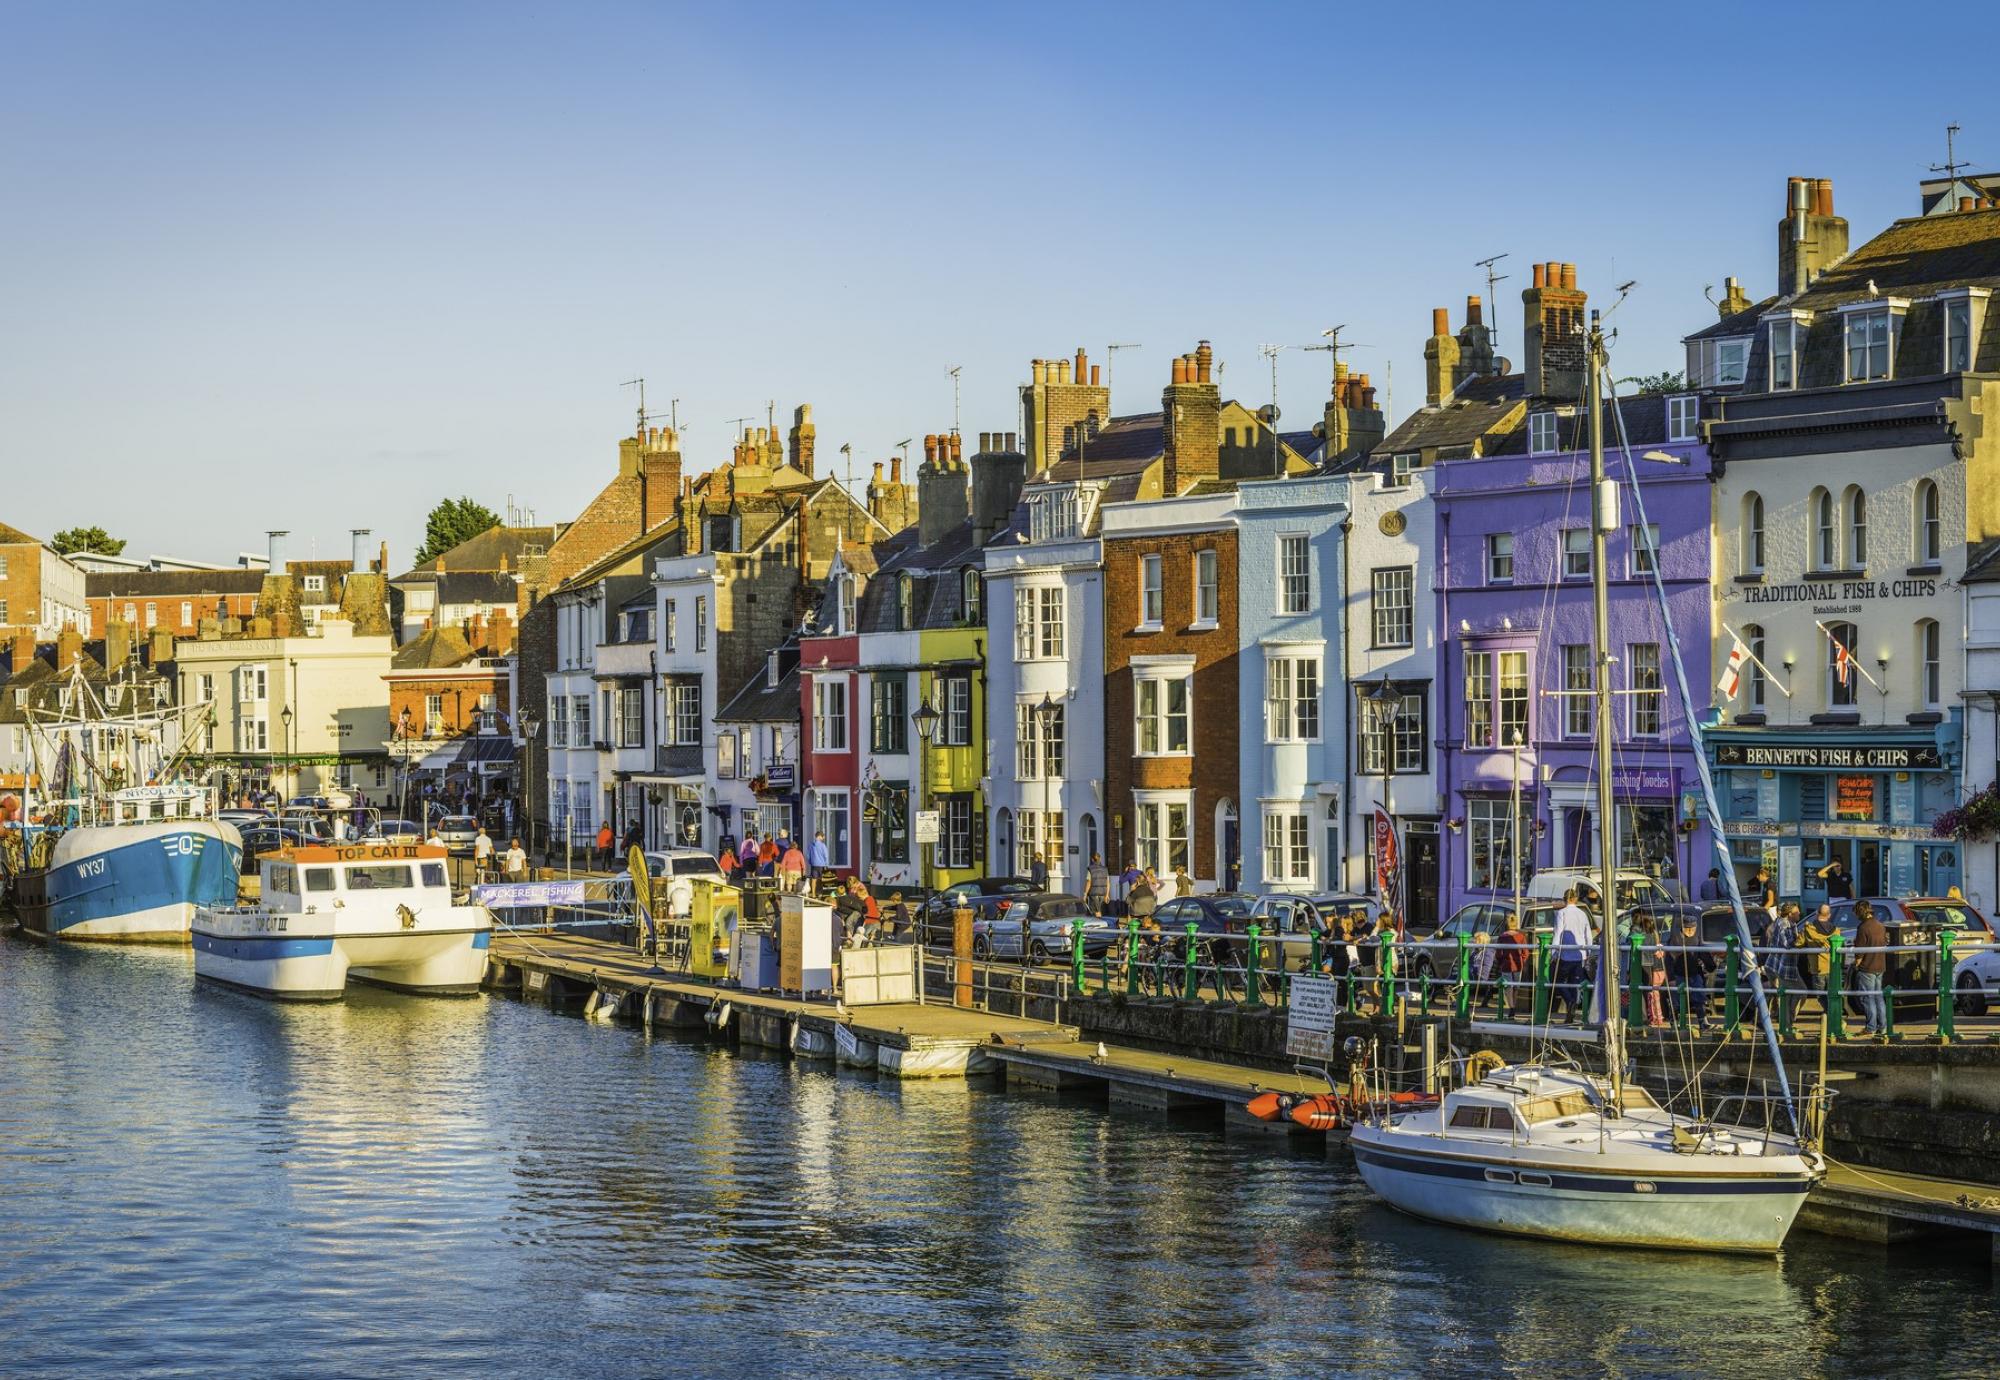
[1844,308,1892,381]
[766,649,780,689]
[1769,318,1797,390]
[1938,289,1987,374]
[1688,336,1749,388]
[303,575,324,594]
[960,569,981,623]
[1665,395,1698,442]
[1028,489,1081,543]
[897,574,915,631]
[1527,412,1558,456]
[1386,453,1421,488]
[837,575,857,635]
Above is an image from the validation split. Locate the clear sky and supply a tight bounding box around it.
[1,0,1977,571]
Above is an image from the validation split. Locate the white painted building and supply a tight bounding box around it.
[1964,548,2000,909]
[984,477,1107,893]
[1342,469,1440,919]
[650,552,724,851]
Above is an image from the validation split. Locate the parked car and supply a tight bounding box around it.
[1824,897,1994,1018]
[920,877,1038,944]
[609,849,730,907]
[1952,947,2000,1016]
[973,893,1112,961]
[433,814,481,855]
[219,809,272,831]
[236,825,315,873]
[372,819,424,841]
[1409,898,1565,980]
[1522,866,1678,913]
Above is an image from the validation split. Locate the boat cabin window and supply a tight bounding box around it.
[267,863,299,895]
[1448,1104,1516,1131]
[421,863,447,889]
[345,864,413,890]
[1519,1092,1594,1124]
[304,868,337,893]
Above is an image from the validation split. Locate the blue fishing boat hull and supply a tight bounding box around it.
[12,822,243,941]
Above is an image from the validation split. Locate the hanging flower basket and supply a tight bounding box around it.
[1934,782,2000,842]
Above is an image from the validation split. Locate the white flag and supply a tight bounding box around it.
[1717,632,1749,701]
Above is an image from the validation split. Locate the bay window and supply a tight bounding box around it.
[1466,795,1532,891]
[1134,671,1191,756]
[1264,653,1321,742]
[1261,807,1312,886]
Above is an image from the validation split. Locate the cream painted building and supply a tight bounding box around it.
[174,616,393,800]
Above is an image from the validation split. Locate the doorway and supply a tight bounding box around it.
[1563,808,1590,867]
[1404,823,1440,931]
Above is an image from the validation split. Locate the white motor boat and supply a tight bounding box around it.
[1348,1064,1822,1255]
[193,842,489,1000]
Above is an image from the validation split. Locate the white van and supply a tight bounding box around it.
[1521,867,1677,912]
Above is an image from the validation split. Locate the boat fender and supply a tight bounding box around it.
[1466,1049,1506,1085]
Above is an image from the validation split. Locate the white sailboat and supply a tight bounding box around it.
[1349,311,1824,1253]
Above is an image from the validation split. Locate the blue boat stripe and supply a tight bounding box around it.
[1352,1144,1810,1196]
[193,934,336,959]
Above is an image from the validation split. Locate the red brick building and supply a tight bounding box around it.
[87,569,264,638]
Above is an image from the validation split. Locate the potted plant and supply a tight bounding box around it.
[1934,782,2000,843]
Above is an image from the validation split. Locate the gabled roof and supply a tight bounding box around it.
[716,650,801,723]
[389,625,477,671]
[435,571,521,605]
[1362,373,1528,466]
[553,521,682,595]
[0,521,42,545]
[1685,295,1780,342]
[1045,412,1167,476]
[853,522,984,635]
[1965,539,2000,585]
[394,525,554,581]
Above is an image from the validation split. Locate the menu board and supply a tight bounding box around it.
[1835,775,1876,820]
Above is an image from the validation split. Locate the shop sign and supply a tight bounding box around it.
[1713,741,1942,771]
[1729,820,1939,844]
[1835,775,1875,819]
[1742,576,1937,608]
[1605,767,1673,794]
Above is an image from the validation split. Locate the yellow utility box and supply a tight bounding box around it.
[681,878,739,979]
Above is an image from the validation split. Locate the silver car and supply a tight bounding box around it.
[435,814,481,855]
[972,893,1112,962]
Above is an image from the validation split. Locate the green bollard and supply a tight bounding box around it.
[1125,918,1141,997]
[1310,930,1323,974]
[1072,919,1088,996]
[1626,934,1645,1028]
[1828,933,1846,1040]
[1454,933,1471,1021]
[1245,924,1264,1008]
[1279,969,1291,1008]
[1532,931,1552,1026]
[1724,934,1740,1035]
[1938,929,1957,1043]
[1183,922,1199,1002]
[1420,971,1433,1013]
[1380,932,1397,1017]
[1498,975,1513,1023]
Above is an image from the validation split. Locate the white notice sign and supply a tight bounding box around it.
[1286,975,1339,1061]
[914,810,940,844]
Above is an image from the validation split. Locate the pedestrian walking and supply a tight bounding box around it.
[780,838,807,892]
[1635,914,1668,1027]
[473,826,493,879]
[1084,853,1109,914]
[1493,912,1529,1016]
[1666,913,1715,1028]
[1852,901,1889,1039]
[595,821,614,870]
[1551,889,1592,1024]
[1029,850,1049,891]
[1127,869,1157,924]
[808,830,830,882]
[502,837,527,879]
[1797,905,1838,1017]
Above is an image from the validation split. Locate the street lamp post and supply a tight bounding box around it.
[1035,692,1060,889]
[911,692,942,905]
[280,702,294,806]
[1366,676,1401,913]
[520,709,541,863]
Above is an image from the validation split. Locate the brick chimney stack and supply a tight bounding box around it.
[1778,177,1849,296]
[917,432,970,547]
[1522,261,1588,401]
[56,626,83,672]
[10,629,35,672]
[1323,363,1386,467]
[1161,341,1222,494]
[1424,306,1461,406]
[788,404,816,477]
[639,424,683,531]
[1455,295,1495,383]
[105,619,132,671]
[1719,275,1751,319]
[1019,347,1112,476]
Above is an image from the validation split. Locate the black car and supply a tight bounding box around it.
[920,877,1039,945]
[236,825,315,874]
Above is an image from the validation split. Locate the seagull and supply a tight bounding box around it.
[1095,1041,1107,1059]
[1867,278,1879,295]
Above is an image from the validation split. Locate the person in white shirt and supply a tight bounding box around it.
[1552,889,1594,1024]
[473,827,494,877]
[502,839,527,879]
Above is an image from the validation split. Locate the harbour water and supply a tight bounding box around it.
[3,938,1997,1379]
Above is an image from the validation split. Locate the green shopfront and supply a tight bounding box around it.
[1708,723,1962,908]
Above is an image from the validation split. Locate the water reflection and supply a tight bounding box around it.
[3,934,1998,1378]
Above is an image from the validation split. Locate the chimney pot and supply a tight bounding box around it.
[1531,262,1546,288]
[1090,364,1101,386]
[1962,195,1978,213]
[1432,306,1450,335]
[1196,340,1213,383]
[1560,263,1577,290]
[1005,431,1016,452]
[1815,179,1834,216]
[1056,359,1071,384]
[1172,356,1187,385]
[1075,347,1087,380]
[1465,294,1483,324]
[890,457,902,484]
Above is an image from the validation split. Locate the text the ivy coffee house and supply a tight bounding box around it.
[1707,725,1962,906]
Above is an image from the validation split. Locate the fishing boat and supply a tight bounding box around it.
[192,841,490,999]
[1,665,239,941]
[1348,310,1824,1254]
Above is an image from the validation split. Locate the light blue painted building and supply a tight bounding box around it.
[1235,473,1351,894]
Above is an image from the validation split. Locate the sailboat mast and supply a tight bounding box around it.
[1587,311,1626,1100]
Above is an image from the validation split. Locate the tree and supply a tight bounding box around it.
[413,497,501,566]
[51,526,126,557]
[1618,370,1688,395]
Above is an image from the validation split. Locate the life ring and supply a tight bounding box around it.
[1466,1049,1506,1085]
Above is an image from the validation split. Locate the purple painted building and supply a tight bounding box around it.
[1431,391,1716,919]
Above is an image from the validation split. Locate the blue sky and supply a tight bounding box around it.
[0,1,1975,570]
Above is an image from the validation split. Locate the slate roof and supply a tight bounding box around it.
[1361,373,1529,467]
[1965,539,2000,584]
[1685,295,1780,342]
[716,646,802,723]
[86,569,264,598]
[853,522,985,635]
[1045,412,1167,474]
[553,522,683,595]
[433,571,520,605]
[1481,391,1708,456]
[393,525,554,580]
[389,625,477,671]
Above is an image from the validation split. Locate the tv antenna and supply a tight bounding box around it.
[894,438,912,471]
[839,442,854,497]
[622,377,647,435]
[724,416,754,457]
[1106,341,1141,395]
[1257,344,1289,473]
[1475,253,1511,357]
[1303,325,1373,380]
[1931,122,1970,182]
[948,366,962,437]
